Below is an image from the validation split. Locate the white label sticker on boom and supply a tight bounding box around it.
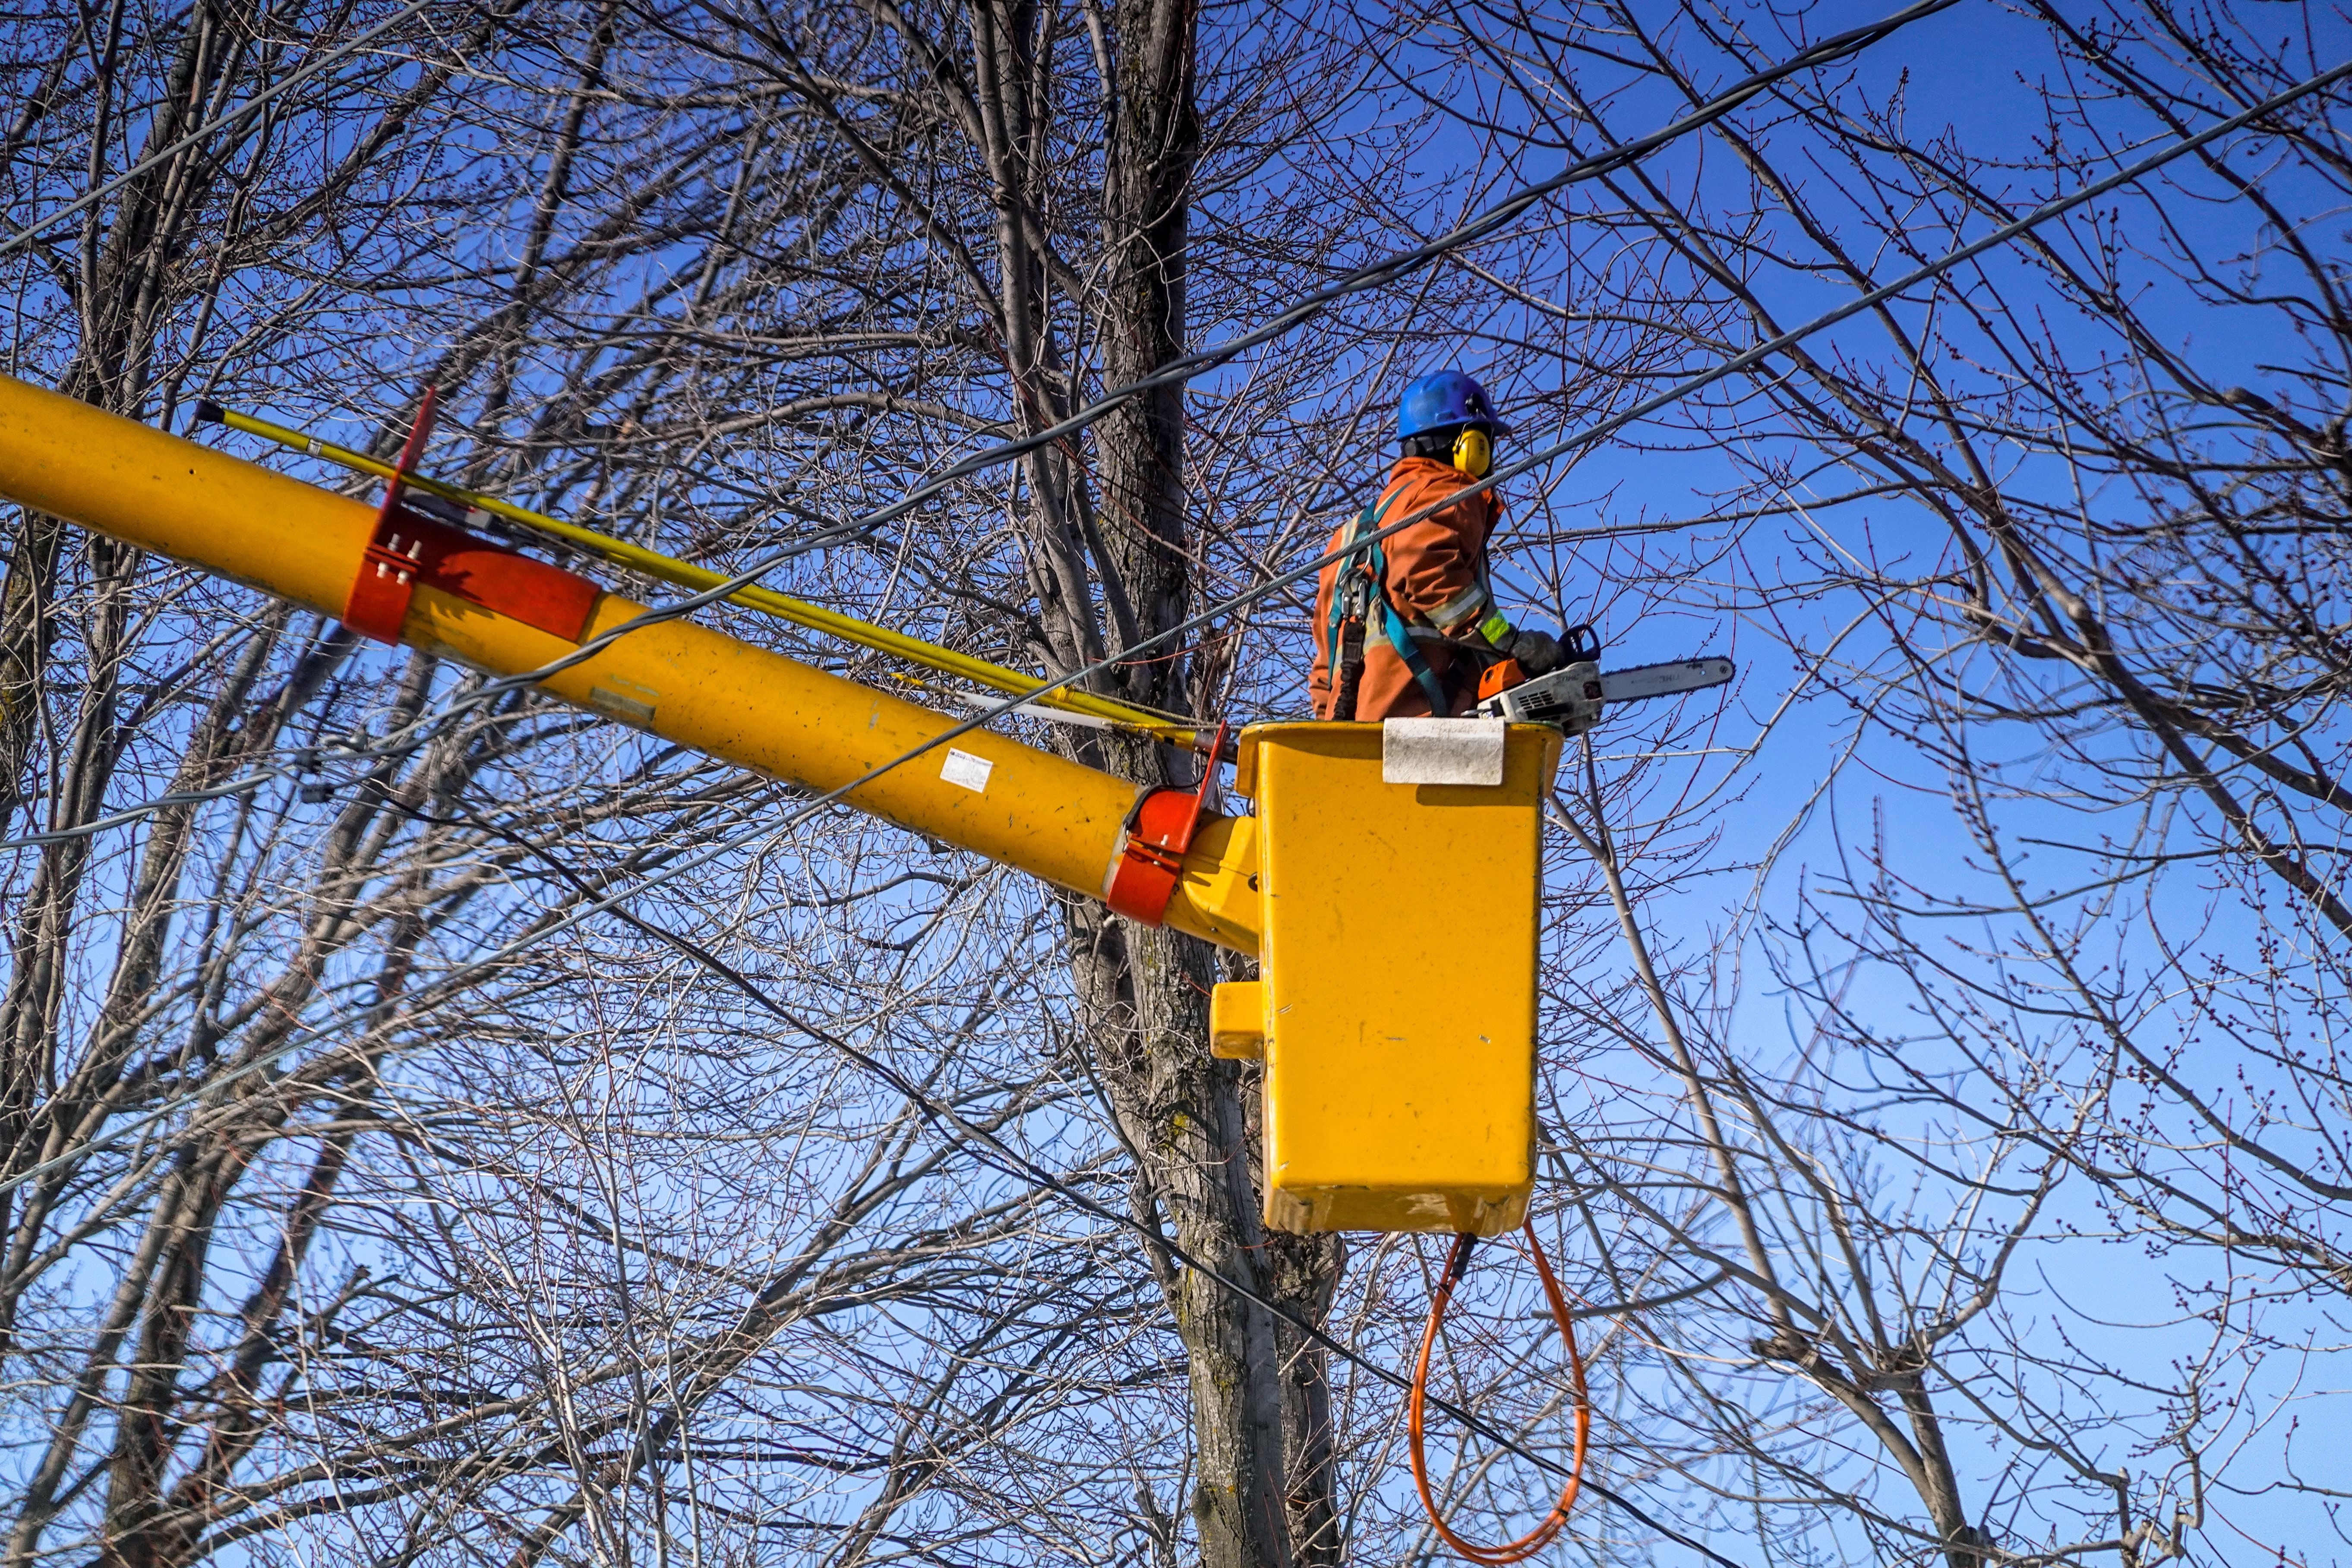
[941,748,994,793]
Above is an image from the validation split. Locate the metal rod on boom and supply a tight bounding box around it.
[190,399,1206,746]
[0,373,1260,954]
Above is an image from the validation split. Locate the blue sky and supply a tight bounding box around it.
[1283,1,2352,1559]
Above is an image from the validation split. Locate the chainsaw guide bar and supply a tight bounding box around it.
[1474,656,1733,732]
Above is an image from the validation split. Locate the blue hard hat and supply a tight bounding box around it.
[1399,370,1509,440]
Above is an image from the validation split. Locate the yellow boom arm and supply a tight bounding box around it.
[0,374,1260,953]
[0,371,1565,1238]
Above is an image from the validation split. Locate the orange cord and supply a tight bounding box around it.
[1409,1222,1591,1564]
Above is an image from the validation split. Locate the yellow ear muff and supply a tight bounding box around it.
[1452,426,1492,479]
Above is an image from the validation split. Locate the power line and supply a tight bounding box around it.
[16,44,2338,1208]
[872,0,1963,502]
[575,0,1961,549]
[393,792,1751,1568]
[684,43,2352,832]
[345,0,2274,767]
[9,47,2337,1558]
[0,0,437,261]
[3,53,2330,1542]
[2,0,1956,853]
[5,15,2317,1562]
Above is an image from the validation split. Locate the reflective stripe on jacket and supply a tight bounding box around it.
[1308,457,1501,719]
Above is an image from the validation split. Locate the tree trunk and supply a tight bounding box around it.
[1064,5,1345,1563]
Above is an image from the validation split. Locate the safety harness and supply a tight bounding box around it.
[1326,489,1446,719]
[1324,485,1479,720]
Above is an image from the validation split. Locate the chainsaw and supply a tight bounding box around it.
[1474,655,1734,735]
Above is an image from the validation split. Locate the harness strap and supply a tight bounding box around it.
[1324,494,1393,677]
[1325,486,1455,717]
[1379,595,1453,716]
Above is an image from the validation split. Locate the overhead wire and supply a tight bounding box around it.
[0,0,438,261]
[12,44,2339,1208]
[324,9,2352,784]
[221,0,1971,566]
[0,73,2327,1563]
[9,37,2338,1563]
[391,788,1738,1568]
[6,0,1962,853]
[703,42,2352,815]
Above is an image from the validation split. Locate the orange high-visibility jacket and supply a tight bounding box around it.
[1309,457,1502,719]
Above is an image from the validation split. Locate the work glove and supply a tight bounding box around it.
[1503,627,1567,676]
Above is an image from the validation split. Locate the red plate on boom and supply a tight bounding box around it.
[1106,719,1230,926]
[344,388,600,646]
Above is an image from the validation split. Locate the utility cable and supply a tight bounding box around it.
[3,29,2322,1561]
[6,757,1738,1566]
[0,0,436,260]
[292,71,2339,1559]
[822,0,1963,532]
[409,20,2352,829]
[9,69,2337,1549]
[180,0,1961,565]
[667,41,2352,827]
[1,0,1963,851]
[11,46,2335,1115]
[400,789,1739,1568]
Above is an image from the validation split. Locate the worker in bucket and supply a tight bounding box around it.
[1310,369,1571,720]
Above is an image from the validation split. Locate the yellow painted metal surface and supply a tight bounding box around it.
[1209,980,1266,1060]
[0,376,1582,1238]
[1164,812,1260,954]
[0,372,1260,955]
[1240,721,1560,1236]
